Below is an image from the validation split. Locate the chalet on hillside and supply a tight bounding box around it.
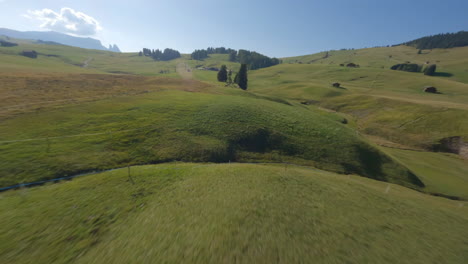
[346,63,359,68]
[423,86,438,93]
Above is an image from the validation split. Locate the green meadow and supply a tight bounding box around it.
[1,37,468,263]
[1,163,467,264]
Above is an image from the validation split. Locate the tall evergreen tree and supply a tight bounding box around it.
[234,72,239,85]
[236,64,248,90]
[217,65,228,82]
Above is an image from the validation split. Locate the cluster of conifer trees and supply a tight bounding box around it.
[403,31,468,49]
[191,47,237,60]
[236,50,281,70]
[390,63,422,72]
[139,48,181,61]
[217,64,248,90]
[390,63,437,76]
[0,40,18,47]
[191,47,280,70]
[191,49,209,60]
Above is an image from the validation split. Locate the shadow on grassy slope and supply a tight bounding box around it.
[0,90,423,189]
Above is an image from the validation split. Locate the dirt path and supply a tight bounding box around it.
[176,62,193,80]
[82,57,93,68]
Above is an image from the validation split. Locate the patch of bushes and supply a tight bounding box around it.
[390,63,422,72]
[0,40,18,47]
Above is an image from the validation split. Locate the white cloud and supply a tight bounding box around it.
[26,7,102,36]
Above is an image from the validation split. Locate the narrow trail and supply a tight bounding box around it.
[176,62,199,91]
[82,57,93,68]
[176,62,193,80]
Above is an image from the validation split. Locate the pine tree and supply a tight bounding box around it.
[217,65,228,82]
[236,64,248,90]
[234,72,239,84]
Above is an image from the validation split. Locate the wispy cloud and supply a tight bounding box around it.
[25,7,102,36]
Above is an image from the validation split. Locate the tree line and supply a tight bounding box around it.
[192,47,281,70]
[402,31,468,49]
[139,48,181,61]
[0,40,18,47]
[235,49,281,70]
[191,47,237,60]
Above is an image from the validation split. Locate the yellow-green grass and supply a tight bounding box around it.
[0,72,211,119]
[320,94,468,149]
[1,39,467,198]
[0,40,184,76]
[248,63,468,149]
[249,63,468,107]
[381,147,468,199]
[1,163,467,264]
[0,39,242,78]
[0,88,422,189]
[283,45,468,84]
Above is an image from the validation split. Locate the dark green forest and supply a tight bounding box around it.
[236,49,281,70]
[403,31,468,49]
[139,48,181,61]
[191,47,281,70]
[191,47,236,60]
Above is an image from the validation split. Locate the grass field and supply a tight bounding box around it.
[248,62,468,150]
[283,45,468,84]
[0,85,423,189]
[1,34,468,264]
[1,40,467,195]
[0,39,241,78]
[1,163,467,264]
[381,147,468,199]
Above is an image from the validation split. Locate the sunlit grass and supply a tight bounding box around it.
[1,163,467,264]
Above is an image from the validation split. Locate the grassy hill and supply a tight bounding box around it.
[248,59,468,151]
[1,33,468,263]
[0,83,422,189]
[1,163,467,264]
[381,147,468,199]
[282,45,468,84]
[1,39,468,195]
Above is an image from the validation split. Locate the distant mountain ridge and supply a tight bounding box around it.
[0,28,120,52]
[401,31,468,50]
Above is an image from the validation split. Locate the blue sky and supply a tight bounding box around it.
[1,0,467,57]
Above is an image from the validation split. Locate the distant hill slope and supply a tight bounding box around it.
[0,28,120,52]
[402,31,468,49]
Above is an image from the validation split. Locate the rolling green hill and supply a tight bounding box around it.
[1,163,467,264]
[0,35,468,263]
[248,57,468,151]
[1,33,468,264]
[1,39,468,196]
[283,45,468,84]
[0,86,422,189]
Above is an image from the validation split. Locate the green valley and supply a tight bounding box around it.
[1,28,468,264]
